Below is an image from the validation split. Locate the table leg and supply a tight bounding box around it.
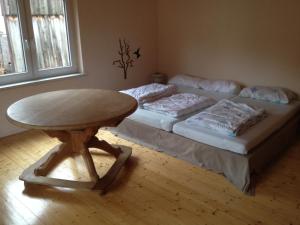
[20,127,132,193]
[88,136,132,193]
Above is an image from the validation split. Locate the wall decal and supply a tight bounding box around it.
[113,38,141,79]
[133,48,141,59]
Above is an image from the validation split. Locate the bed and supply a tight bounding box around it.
[128,87,235,131]
[173,97,300,155]
[115,81,300,194]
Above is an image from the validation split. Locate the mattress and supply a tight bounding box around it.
[173,97,300,155]
[127,108,190,132]
[114,114,300,194]
[128,86,234,132]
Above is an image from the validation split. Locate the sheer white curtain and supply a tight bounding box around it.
[7,16,25,73]
[0,0,25,74]
[30,0,70,70]
[32,15,70,69]
[1,0,71,73]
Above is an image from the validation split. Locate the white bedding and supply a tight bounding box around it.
[185,99,266,136]
[143,93,216,118]
[120,83,177,104]
[198,79,241,94]
[127,86,235,131]
[173,97,300,154]
[176,85,236,101]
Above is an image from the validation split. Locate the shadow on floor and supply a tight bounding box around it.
[22,156,139,202]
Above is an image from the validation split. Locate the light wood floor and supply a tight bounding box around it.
[0,130,299,225]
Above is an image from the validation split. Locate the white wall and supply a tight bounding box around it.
[3,0,300,138]
[158,0,300,94]
[0,0,157,138]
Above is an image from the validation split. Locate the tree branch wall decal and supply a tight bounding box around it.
[113,38,141,79]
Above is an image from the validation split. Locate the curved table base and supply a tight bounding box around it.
[19,127,132,194]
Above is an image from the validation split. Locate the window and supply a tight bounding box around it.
[0,0,79,86]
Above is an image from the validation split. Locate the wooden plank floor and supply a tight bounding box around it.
[0,130,299,225]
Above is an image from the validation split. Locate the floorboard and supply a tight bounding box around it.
[0,130,299,225]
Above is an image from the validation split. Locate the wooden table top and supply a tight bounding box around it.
[7,89,137,130]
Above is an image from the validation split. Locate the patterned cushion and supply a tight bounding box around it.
[239,86,297,104]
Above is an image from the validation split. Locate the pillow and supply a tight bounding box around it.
[168,74,203,88]
[198,79,241,94]
[239,86,297,104]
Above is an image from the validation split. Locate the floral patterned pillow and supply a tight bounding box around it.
[239,86,297,104]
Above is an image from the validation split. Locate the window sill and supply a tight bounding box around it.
[0,73,85,91]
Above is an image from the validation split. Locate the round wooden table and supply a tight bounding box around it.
[7,89,137,194]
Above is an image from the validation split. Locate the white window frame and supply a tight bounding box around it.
[0,0,79,86]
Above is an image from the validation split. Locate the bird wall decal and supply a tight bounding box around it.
[133,48,141,59]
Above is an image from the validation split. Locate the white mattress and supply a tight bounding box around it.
[173,97,300,155]
[127,86,234,132]
[127,108,190,132]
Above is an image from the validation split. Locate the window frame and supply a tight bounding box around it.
[0,0,79,86]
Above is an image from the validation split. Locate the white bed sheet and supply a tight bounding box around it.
[173,97,300,155]
[127,86,234,131]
